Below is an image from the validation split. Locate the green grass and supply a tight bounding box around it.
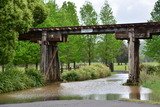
[61,63,111,82]
[114,62,159,71]
[142,62,159,66]
[114,63,128,71]
[140,64,160,102]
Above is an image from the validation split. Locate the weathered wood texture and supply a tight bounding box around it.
[40,31,61,82]
[19,22,160,41]
[128,28,140,84]
[40,31,47,74]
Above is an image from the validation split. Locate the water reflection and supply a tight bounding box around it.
[0,74,152,104]
[129,86,141,100]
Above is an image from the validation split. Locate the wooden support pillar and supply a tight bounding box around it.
[40,31,47,74]
[127,28,140,85]
[47,44,60,82]
[40,32,61,82]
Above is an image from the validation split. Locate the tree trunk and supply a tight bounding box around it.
[109,62,114,72]
[36,63,38,70]
[25,64,28,69]
[60,62,63,73]
[67,63,71,70]
[88,51,91,65]
[73,61,76,69]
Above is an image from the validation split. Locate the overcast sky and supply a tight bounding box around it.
[56,0,158,24]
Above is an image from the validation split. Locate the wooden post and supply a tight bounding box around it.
[46,43,60,82]
[40,31,48,74]
[127,28,140,85]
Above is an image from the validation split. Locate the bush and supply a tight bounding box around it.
[0,67,44,93]
[61,63,111,82]
[25,68,44,87]
[140,65,160,102]
[61,70,80,81]
[140,64,159,74]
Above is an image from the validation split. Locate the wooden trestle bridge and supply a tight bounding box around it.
[19,22,160,84]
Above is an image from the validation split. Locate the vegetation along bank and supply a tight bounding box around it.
[140,64,160,102]
[0,67,44,94]
[61,64,111,82]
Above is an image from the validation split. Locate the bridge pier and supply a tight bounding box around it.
[127,29,140,85]
[40,32,61,82]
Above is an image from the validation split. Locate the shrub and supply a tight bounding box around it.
[140,65,160,102]
[25,68,44,87]
[0,67,44,94]
[140,64,158,74]
[61,70,79,81]
[61,63,111,82]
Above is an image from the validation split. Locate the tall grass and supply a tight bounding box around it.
[0,67,44,93]
[140,64,160,102]
[61,63,111,82]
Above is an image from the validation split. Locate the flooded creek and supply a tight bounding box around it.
[0,74,152,104]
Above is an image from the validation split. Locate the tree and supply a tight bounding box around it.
[80,1,98,65]
[0,0,47,71]
[144,0,160,62]
[36,0,60,28]
[13,41,40,69]
[58,1,84,70]
[116,43,128,65]
[144,37,160,62]
[100,0,116,24]
[151,0,160,22]
[98,0,122,71]
[26,0,48,27]
[0,0,33,71]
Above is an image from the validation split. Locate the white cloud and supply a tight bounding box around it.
[55,0,158,24]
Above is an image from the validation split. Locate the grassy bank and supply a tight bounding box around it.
[140,64,160,102]
[114,63,128,71]
[0,67,44,93]
[61,63,111,82]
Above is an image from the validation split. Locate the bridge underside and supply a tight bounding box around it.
[19,22,160,84]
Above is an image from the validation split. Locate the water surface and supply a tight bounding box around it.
[0,74,152,104]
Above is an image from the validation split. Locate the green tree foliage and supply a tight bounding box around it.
[151,0,160,22]
[80,1,98,65]
[144,37,160,62]
[0,0,33,67]
[116,43,128,64]
[98,0,122,66]
[0,0,47,70]
[27,0,48,27]
[144,0,160,62]
[13,41,40,68]
[58,1,85,69]
[37,0,60,27]
[97,35,122,64]
[100,0,116,24]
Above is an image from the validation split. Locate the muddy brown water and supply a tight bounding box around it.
[0,74,152,104]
